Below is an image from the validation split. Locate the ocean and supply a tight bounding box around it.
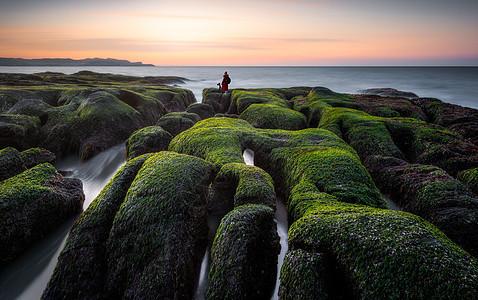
[1,66,477,109]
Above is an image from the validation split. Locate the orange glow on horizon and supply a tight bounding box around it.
[1,0,477,66]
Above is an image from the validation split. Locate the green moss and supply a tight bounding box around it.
[125,126,172,160]
[19,147,55,168]
[157,111,201,137]
[169,117,256,169]
[230,90,291,114]
[240,103,307,130]
[288,197,478,299]
[207,204,280,299]
[105,152,214,298]
[278,250,334,299]
[458,167,478,195]
[211,162,276,209]
[0,147,26,181]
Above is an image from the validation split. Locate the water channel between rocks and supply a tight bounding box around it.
[194,149,289,299]
[0,144,127,300]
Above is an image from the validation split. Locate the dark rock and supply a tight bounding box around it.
[20,147,55,168]
[125,126,172,160]
[186,102,214,120]
[0,114,40,150]
[458,167,478,196]
[0,163,84,266]
[202,88,232,114]
[0,147,26,181]
[411,97,478,147]
[357,88,418,98]
[207,204,280,299]
[44,152,214,299]
[365,155,478,257]
[209,162,276,214]
[156,112,200,137]
[43,154,153,300]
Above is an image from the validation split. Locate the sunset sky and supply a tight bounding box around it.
[1,0,477,66]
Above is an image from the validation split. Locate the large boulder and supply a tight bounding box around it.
[366,155,478,257]
[240,103,307,130]
[43,152,214,299]
[125,126,172,160]
[156,112,201,137]
[207,204,280,299]
[0,163,84,266]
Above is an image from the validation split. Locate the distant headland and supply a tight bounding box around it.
[0,57,155,67]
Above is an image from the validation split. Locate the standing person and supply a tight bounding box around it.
[221,71,231,94]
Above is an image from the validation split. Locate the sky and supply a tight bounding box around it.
[1,0,477,66]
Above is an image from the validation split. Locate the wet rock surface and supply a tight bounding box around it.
[3,76,478,298]
[0,157,84,267]
[0,71,194,160]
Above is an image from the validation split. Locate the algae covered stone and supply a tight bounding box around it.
[208,204,280,299]
[125,126,172,160]
[209,162,276,213]
[287,199,478,299]
[44,152,214,299]
[156,111,201,137]
[240,103,307,130]
[0,163,84,266]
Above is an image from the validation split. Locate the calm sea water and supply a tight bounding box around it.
[0,66,477,299]
[1,66,477,109]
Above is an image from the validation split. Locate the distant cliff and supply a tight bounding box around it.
[0,57,155,67]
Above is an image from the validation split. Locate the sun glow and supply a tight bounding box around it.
[1,0,477,65]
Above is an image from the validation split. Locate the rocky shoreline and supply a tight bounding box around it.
[1,72,478,298]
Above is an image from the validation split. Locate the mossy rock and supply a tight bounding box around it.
[19,147,55,168]
[230,90,291,114]
[0,147,26,181]
[125,126,172,160]
[288,197,478,299]
[412,97,478,146]
[169,117,256,169]
[312,98,478,176]
[1,77,196,159]
[156,112,201,137]
[240,103,307,130]
[209,162,276,214]
[250,128,386,208]
[207,204,280,299]
[0,113,40,150]
[366,155,478,257]
[318,106,404,160]
[0,163,84,266]
[105,152,214,299]
[202,88,233,114]
[46,152,214,299]
[279,249,343,299]
[44,154,154,299]
[186,102,215,120]
[171,117,385,208]
[458,167,478,196]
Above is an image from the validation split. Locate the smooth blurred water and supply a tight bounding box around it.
[0,144,126,300]
[1,66,477,108]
